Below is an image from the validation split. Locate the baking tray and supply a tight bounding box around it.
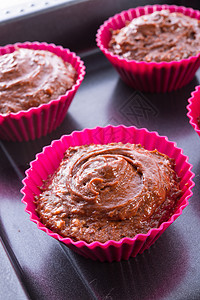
[1,0,200,299]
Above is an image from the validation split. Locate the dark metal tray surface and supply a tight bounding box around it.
[1,1,200,299]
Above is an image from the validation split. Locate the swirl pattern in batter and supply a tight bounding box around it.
[109,10,200,62]
[0,48,77,114]
[35,143,182,243]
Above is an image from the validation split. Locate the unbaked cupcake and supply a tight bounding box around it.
[187,85,200,137]
[96,5,200,92]
[21,125,194,262]
[34,142,182,244]
[0,42,85,141]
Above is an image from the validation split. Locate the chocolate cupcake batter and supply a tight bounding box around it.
[35,143,182,243]
[0,48,77,114]
[109,10,200,62]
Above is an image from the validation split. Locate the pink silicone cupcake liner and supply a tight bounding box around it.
[21,125,194,262]
[187,85,200,137]
[0,42,85,141]
[96,5,200,93]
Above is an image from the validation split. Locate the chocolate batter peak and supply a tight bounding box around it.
[109,10,200,62]
[0,48,77,115]
[35,143,182,243]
